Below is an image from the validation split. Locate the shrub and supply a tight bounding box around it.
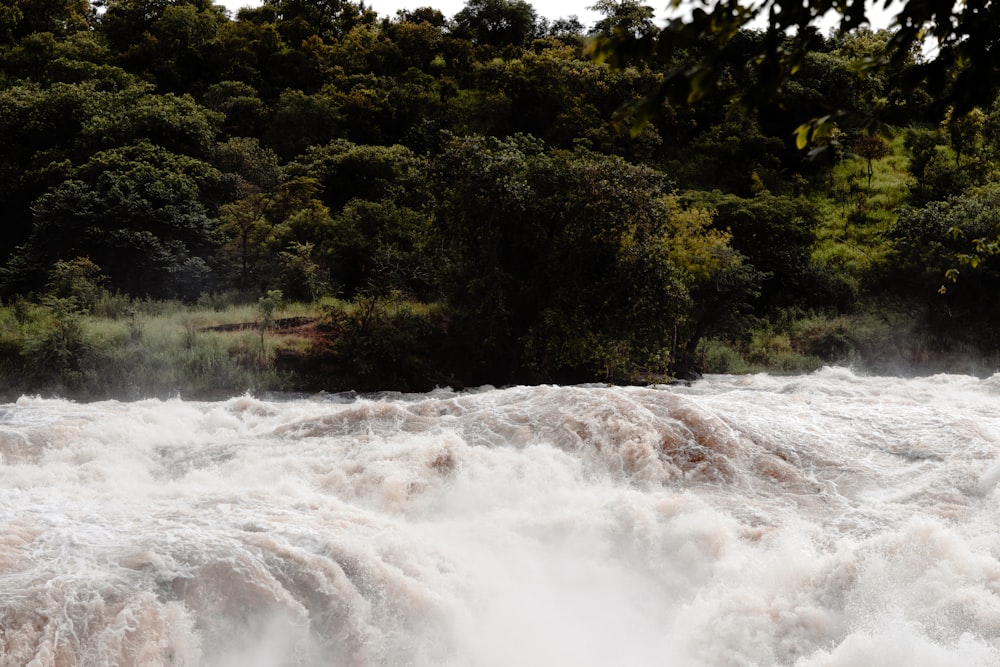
[317,297,450,391]
[46,256,109,314]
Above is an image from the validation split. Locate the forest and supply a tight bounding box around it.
[3,0,1000,398]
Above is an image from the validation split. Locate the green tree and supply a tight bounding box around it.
[893,184,1000,341]
[905,126,977,205]
[276,241,324,301]
[257,288,283,350]
[279,140,430,296]
[212,19,288,96]
[97,0,227,89]
[0,0,91,44]
[546,16,585,41]
[286,139,424,211]
[588,0,1000,138]
[201,81,268,137]
[397,7,447,28]
[46,256,109,313]
[97,0,221,49]
[451,0,539,48]
[264,89,343,159]
[240,0,376,44]
[384,17,445,71]
[684,191,845,312]
[681,106,785,195]
[327,199,433,298]
[210,136,281,201]
[77,87,223,158]
[588,0,654,37]
[431,134,753,381]
[5,143,221,298]
[946,107,986,168]
[0,79,118,262]
[852,133,891,190]
[217,193,273,290]
[0,29,126,84]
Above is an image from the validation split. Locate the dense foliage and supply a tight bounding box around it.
[3,0,1000,394]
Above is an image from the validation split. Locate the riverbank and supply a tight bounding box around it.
[0,295,464,401]
[2,294,999,402]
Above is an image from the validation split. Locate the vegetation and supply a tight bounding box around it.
[3,0,1000,398]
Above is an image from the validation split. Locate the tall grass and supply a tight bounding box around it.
[0,294,454,400]
[698,303,1000,377]
[0,297,326,400]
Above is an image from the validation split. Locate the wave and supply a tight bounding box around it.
[3,369,1000,665]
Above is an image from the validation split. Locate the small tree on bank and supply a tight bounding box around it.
[853,134,891,190]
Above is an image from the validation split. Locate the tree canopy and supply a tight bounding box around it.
[590,0,1000,144]
[5,0,1000,386]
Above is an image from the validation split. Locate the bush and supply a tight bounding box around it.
[46,257,109,314]
[789,316,857,361]
[431,135,756,382]
[695,339,751,374]
[316,297,451,391]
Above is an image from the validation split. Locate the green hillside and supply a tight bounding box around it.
[3,0,1000,398]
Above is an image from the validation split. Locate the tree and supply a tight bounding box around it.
[0,79,116,263]
[588,0,1000,140]
[4,143,221,298]
[279,140,430,296]
[451,0,539,48]
[395,7,447,28]
[431,134,754,381]
[77,87,223,158]
[946,107,985,168]
[212,19,288,96]
[588,0,654,38]
[210,136,281,200]
[282,199,432,299]
[257,289,283,350]
[285,140,424,212]
[893,184,1000,340]
[852,133,891,190]
[97,0,228,90]
[202,81,269,138]
[683,191,842,313]
[217,193,273,290]
[0,0,92,44]
[384,16,445,71]
[546,16,585,41]
[240,0,377,44]
[46,256,109,313]
[264,89,342,159]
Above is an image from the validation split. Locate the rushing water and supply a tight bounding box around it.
[3,367,1000,666]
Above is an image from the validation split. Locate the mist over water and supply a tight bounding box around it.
[3,367,1000,665]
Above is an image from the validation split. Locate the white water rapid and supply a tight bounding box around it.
[4,367,1000,666]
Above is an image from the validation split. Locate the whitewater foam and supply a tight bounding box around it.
[3,369,1000,665]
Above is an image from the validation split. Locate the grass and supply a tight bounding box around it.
[810,130,913,290]
[698,301,1000,377]
[0,296,327,400]
[0,293,456,400]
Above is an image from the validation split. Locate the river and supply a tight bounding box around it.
[2,367,1000,665]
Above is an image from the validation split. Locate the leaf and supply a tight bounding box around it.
[794,123,811,150]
